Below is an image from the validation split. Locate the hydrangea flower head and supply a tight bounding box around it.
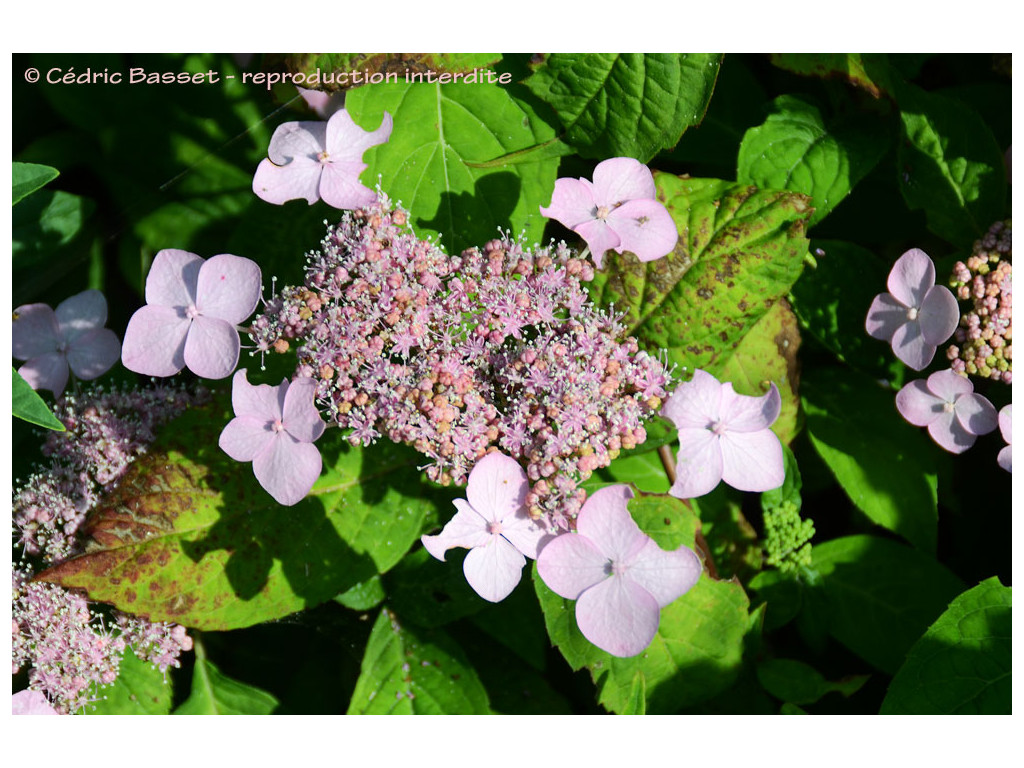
[253,108,393,209]
[895,369,998,453]
[219,370,327,506]
[539,157,678,269]
[998,404,1012,472]
[13,289,121,396]
[661,369,785,499]
[536,485,702,657]
[422,452,550,602]
[866,248,959,370]
[121,249,261,380]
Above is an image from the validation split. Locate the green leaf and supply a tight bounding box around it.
[12,161,59,205]
[591,449,670,494]
[756,658,868,705]
[175,647,279,714]
[896,80,1006,247]
[12,188,94,265]
[802,365,938,553]
[334,574,386,611]
[524,53,722,162]
[691,485,763,580]
[768,54,895,99]
[535,494,749,713]
[12,367,65,431]
[274,53,503,92]
[881,577,1011,714]
[84,649,172,715]
[622,671,647,715]
[807,535,965,674]
[346,80,558,254]
[385,547,489,628]
[36,393,441,630]
[347,608,490,714]
[748,568,804,632]
[588,175,811,377]
[737,94,889,227]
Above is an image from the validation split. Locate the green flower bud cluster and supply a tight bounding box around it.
[763,500,814,573]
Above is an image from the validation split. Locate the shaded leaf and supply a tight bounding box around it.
[756,657,868,705]
[175,650,279,714]
[12,161,59,205]
[768,54,895,99]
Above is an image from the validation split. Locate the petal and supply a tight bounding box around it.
[230,369,283,422]
[627,540,702,608]
[926,369,975,401]
[895,379,945,426]
[662,369,722,429]
[999,404,1012,444]
[535,531,609,599]
[669,428,723,499]
[591,157,656,205]
[319,161,377,210]
[918,285,960,345]
[421,498,491,561]
[145,249,202,308]
[954,393,998,436]
[252,434,323,506]
[266,120,327,165]
[324,109,393,161]
[196,254,262,325]
[889,320,936,371]
[887,248,935,309]
[997,444,1012,473]
[575,575,661,658]
[606,198,678,263]
[18,354,69,396]
[12,690,59,716]
[573,218,622,268]
[54,289,107,342]
[719,428,786,492]
[575,485,647,562]
[927,411,977,454]
[218,415,273,462]
[865,293,909,342]
[499,511,553,560]
[539,177,597,230]
[719,381,781,433]
[120,305,190,377]
[462,536,527,603]
[282,377,326,443]
[297,86,332,117]
[65,328,121,380]
[465,453,529,526]
[12,303,60,360]
[183,316,241,379]
[252,156,323,205]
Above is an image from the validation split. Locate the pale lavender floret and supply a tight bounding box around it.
[13,289,121,396]
[895,369,999,453]
[121,249,262,380]
[998,404,1012,472]
[539,157,679,269]
[12,689,60,715]
[296,86,345,119]
[536,485,702,657]
[866,248,960,371]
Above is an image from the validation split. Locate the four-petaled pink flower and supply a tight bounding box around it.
[12,690,60,716]
[121,249,261,380]
[539,157,678,269]
[13,289,121,396]
[536,485,702,658]
[661,369,785,499]
[866,248,960,370]
[253,108,393,209]
[998,404,1011,472]
[422,452,550,603]
[895,369,998,454]
[219,370,327,506]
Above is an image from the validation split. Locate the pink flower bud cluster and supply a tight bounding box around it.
[946,220,1012,384]
[249,193,671,527]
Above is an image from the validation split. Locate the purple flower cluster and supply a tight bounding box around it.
[946,220,1012,384]
[249,193,671,527]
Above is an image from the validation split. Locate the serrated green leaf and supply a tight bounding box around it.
[524,53,722,162]
[347,608,490,714]
[802,365,938,553]
[274,53,503,93]
[756,657,868,705]
[807,535,965,674]
[175,649,279,714]
[737,94,889,227]
[36,393,440,631]
[588,174,811,378]
[12,161,59,205]
[84,649,172,715]
[768,54,894,99]
[881,577,1010,714]
[346,81,558,254]
[12,367,65,431]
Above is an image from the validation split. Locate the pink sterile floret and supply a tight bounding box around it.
[219,369,327,506]
[121,249,261,380]
[998,404,1012,473]
[539,157,678,269]
[536,485,702,658]
[895,369,998,454]
[12,689,60,716]
[865,248,960,371]
[253,108,393,209]
[421,452,551,603]
[297,86,345,119]
[13,289,121,396]
[661,369,785,499]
